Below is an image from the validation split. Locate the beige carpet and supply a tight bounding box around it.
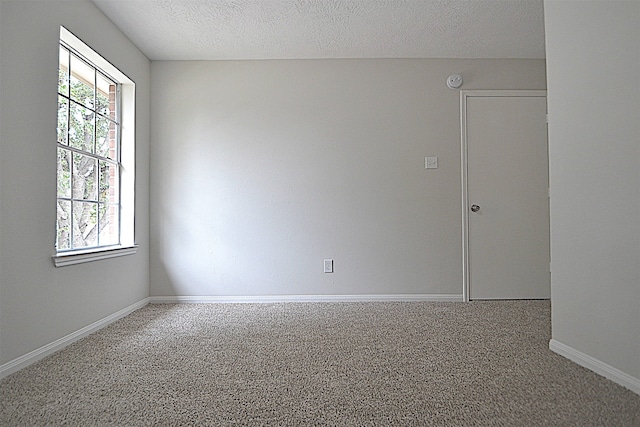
[1,301,638,426]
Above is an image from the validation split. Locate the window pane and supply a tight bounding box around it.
[99,160,119,204]
[96,116,111,157]
[70,54,95,109]
[56,200,71,250]
[58,46,69,97]
[99,203,119,246]
[73,201,98,248]
[73,153,98,201]
[57,96,68,145]
[69,102,95,152]
[57,148,71,198]
[96,73,116,120]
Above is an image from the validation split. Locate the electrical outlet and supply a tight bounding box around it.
[324,259,333,273]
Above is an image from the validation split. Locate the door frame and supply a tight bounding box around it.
[460,90,547,301]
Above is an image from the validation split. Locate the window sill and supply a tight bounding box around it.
[53,245,138,267]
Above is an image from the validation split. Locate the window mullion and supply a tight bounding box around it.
[93,69,99,247]
[69,150,74,250]
[56,142,117,165]
[93,70,97,156]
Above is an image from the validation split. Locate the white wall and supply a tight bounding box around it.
[150,59,546,299]
[545,0,640,391]
[0,1,150,366]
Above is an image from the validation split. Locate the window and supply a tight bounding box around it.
[54,27,136,266]
[56,43,120,250]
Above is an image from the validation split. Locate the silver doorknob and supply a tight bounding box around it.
[470,204,480,212]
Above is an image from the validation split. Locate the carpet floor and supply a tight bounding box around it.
[1,301,638,426]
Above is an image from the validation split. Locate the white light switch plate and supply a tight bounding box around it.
[425,157,438,169]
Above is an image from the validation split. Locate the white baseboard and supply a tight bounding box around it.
[549,339,640,395]
[149,294,463,304]
[0,298,150,380]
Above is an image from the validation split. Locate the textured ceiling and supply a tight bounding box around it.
[91,0,545,61]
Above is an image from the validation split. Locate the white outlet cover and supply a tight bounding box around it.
[425,157,438,169]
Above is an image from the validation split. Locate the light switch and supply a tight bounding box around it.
[425,157,438,169]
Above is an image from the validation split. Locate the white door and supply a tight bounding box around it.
[462,91,550,300]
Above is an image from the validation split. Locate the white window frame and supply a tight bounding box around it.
[53,27,137,267]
